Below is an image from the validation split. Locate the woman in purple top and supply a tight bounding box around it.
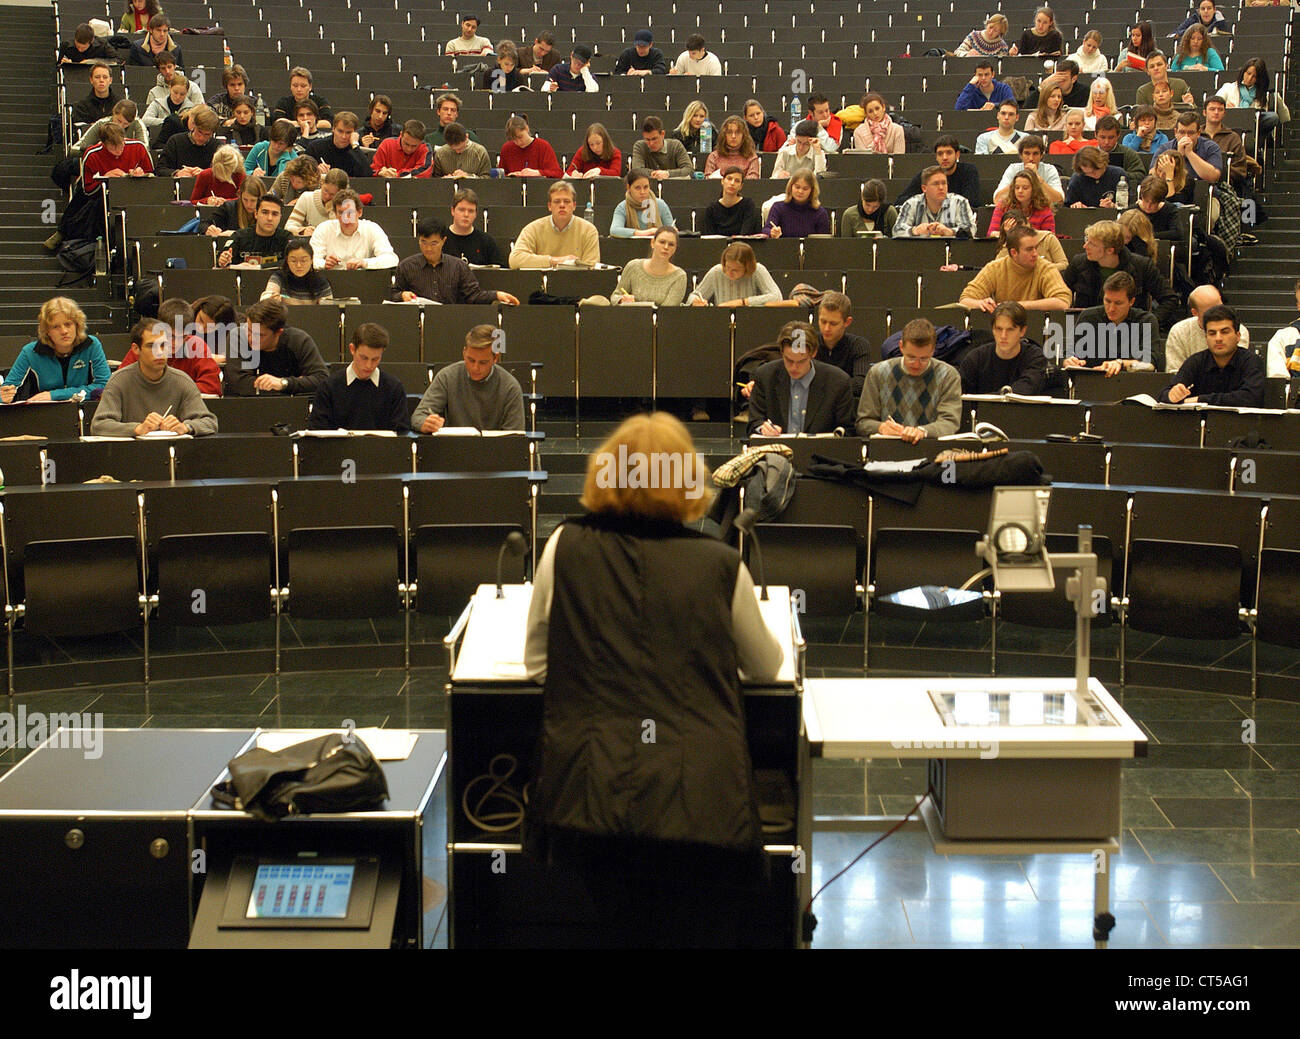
[764,171,831,238]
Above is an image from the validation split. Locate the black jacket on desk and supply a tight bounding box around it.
[309,368,411,432]
[746,358,855,436]
[895,161,980,208]
[1158,346,1266,407]
[1062,245,1181,331]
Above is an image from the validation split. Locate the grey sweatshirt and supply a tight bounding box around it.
[412,363,525,431]
[91,365,219,436]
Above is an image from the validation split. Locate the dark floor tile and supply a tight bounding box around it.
[1249,745,1300,769]
[1130,743,1259,769]
[201,619,279,652]
[257,712,394,729]
[812,759,865,795]
[1230,698,1300,720]
[1131,827,1300,864]
[1143,719,1266,744]
[813,793,870,815]
[1225,769,1300,798]
[8,691,107,714]
[1121,768,1244,798]
[144,713,269,729]
[1143,901,1300,947]
[864,767,929,795]
[880,794,931,815]
[1211,864,1300,903]
[1122,796,1173,828]
[1120,697,1248,721]
[281,618,379,648]
[1153,797,1253,828]
[268,671,410,699]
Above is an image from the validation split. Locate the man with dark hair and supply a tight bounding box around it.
[1067,271,1163,373]
[219,194,290,268]
[310,323,411,432]
[427,93,480,147]
[304,111,370,178]
[227,298,329,396]
[1135,51,1195,107]
[395,219,519,304]
[748,321,854,436]
[430,123,492,177]
[976,101,1023,155]
[856,319,962,441]
[803,92,844,152]
[1152,111,1224,187]
[670,33,722,76]
[59,23,114,64]
[118,297,222,395]
[155,104,219,177]
[128,13,184,69]
[272,66,333,130]
[894,136,980,207]
[546,45,598,92]
[413,325,525,432]
[498,115,563,177]
[1204,96,1262,191]
[372,119,431,177]
[960,225,1071,309]
[959,301,1048,395]
[955,60,1016,111]
[71,62,121,128]
[816,293,874,397]
[1160,305,1265,407]
[526,30,559,71]
[91,319,217,436]
[993,134,1064,205]
[1027,58,1091,110]
[441,189,507,267]
[445,14,494,57]
[631,116,696,179]
[615,29,667,75]
[1064,145,1127,208]
[1093,116,1147,182]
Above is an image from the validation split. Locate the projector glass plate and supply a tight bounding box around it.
[928,686,1118,728]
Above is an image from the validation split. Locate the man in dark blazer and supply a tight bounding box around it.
[748,321,855,436]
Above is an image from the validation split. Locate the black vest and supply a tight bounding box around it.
[531,513,761,853]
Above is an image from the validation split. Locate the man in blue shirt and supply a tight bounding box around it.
[1151,111,1224,188]
[955,61,1015,111]
[748,321,854,436]
[546,45,598,92]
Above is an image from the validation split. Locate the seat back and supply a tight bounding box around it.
[1256,548,1300,650]
[1126,538,1243,640]
[416,523,526,614]
[286,526,402,619]
[23,537,140,636]
[999,533,1115,630]
[750,524,859,616]
[156,532,273,627]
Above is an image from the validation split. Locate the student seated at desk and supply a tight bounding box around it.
[119,298,223,395]
[225,298,329,397]
[91,318,218,437]
[309,323,410,432]
[747,321,854,436]
[1,297,110,403]
[412,324,526,433]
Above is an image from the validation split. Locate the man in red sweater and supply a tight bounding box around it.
[118,298,223,396]
[372,120,431,177]
[498,114,562,177]
[81,122,153,192]
[46,122,153,251]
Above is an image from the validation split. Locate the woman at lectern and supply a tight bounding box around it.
[523,412,783,947]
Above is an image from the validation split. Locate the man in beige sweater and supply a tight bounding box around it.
[958,225,1072,312]
[508,180,601,268]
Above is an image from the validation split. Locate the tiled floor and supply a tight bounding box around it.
[2,669,1296,948]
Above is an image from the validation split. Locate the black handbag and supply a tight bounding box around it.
[211,732,389,821]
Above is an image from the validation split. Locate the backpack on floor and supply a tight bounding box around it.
[55,240,98,287]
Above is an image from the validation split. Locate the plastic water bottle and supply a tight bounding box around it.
[255,93,268,129]
[1115,177,1129,209]
[789,95,802,132]
[584,199,595,224]
[700,119,713,154]
[222,39,233,68]
[94,236,107,278]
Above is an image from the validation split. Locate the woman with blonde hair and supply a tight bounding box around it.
[271,154,320,207]
[670,100,710,152]
[1068,30,1108,74]
[285,167,348,235]
[1153,148,1191,202]
[955,14,1011,57]
[704,115,760,178]
[1119,208,1159,259]
[190,144,245,205]
[1049,109,1095,154]
[1026,85,1068,131]
[1,298,110,403]
[764,170,830,238]
[1009,7,1064,57]
[523,410,782,948]
[1083,77,1118,130]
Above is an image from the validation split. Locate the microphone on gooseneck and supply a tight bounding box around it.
[734,508,768,601]
[496,531,528,598]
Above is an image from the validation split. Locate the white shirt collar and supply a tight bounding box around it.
[346,363,380,387]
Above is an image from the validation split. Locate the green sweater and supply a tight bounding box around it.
[855,357,962,438]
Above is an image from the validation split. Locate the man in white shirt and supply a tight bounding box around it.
[309,189,398,270]
[670,33,723,76]
[445,15,494,57]
[975,101,1025,155]
[1265,279,1300,379]
[993,135,1065,206]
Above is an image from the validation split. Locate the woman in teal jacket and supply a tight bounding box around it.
[1,298,111,403]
